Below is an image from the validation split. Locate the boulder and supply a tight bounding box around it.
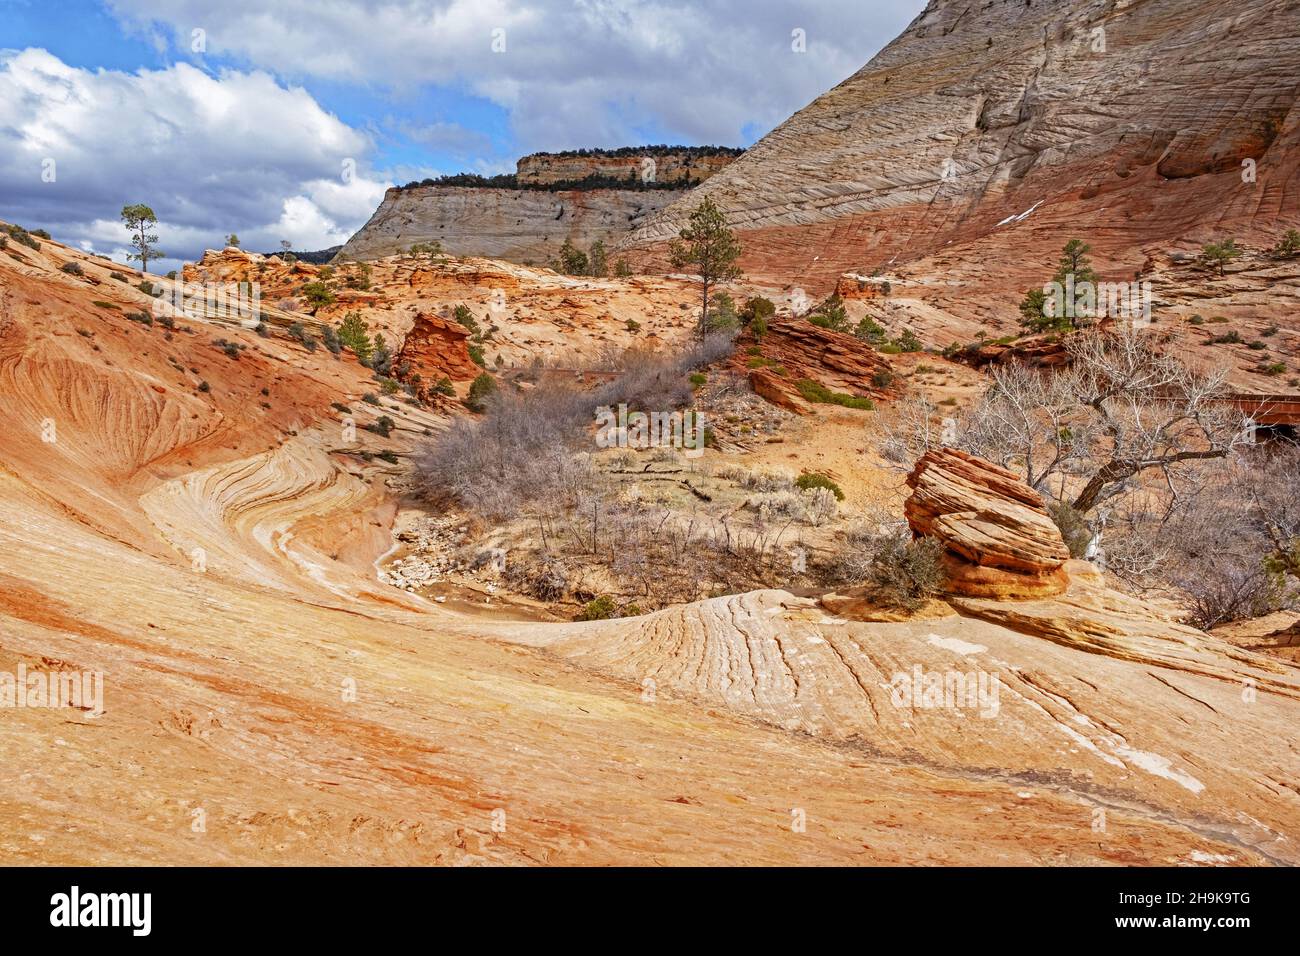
[395,311,481,393]
[905,448,1070,599]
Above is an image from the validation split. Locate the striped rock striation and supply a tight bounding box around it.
[623,0,1300,347]
[906,448,1071,598]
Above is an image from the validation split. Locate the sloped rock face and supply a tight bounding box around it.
[748,367,810,415]
[337,185,684,264]
[395,311,480,391]
[834,273,888,301]
[9,229,1300,866]
[625,0,1300,308]
[906,448,1070,598]
[516,149,738,186]
[964,334,1069,369]
[735,318,898,413]
[183,246,317,299]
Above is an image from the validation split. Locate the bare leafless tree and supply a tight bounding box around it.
[1236,444,1300,577]
[882,327,1247,516]
[1062,328,1246,513]
[961,361,1086,494]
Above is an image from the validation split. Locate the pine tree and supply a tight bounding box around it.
[336,312,373,363]
[121,204,164,273]
[668,197,743,340]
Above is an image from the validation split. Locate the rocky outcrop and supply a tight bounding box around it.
[9,228,1300,867]
[834,273,889,301]
[905,448,1070,599]
[516,148,738,186]
[964,334,1070,370]
[951,561,1300,698]
[748,367,810,415]
[395,311,481,391]
[336,184,684,264]
[736,318,898,413]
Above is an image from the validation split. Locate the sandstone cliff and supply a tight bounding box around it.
[516,148,738,186]
[336,184,684,264]
[625,0,1300,315]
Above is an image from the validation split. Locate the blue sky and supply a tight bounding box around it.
[0,0,923,269]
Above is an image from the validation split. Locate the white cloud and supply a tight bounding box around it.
[104,0,924,150]
[398,120,496,160]
[0,48,390,267]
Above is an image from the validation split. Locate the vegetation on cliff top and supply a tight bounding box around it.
[524,145,744,160]
[398,171,695,192]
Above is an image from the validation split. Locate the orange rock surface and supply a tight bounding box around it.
[3,220,1299,867]
[395,311,480,387]
[906,448,1071,598]
[734,318,897,413]
[621,0,1300,387]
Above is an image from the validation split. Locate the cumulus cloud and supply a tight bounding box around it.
[105,0,923,150]
[0,48,390,268]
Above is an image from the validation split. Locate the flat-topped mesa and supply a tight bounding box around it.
[338,146,743,264]
[516,146,741,187]
[905,448,1070,599]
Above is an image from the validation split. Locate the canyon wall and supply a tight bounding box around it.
[516,149,738,186]
[338,149,740,265]
[622,0,1300,301]
[336,185,685,265]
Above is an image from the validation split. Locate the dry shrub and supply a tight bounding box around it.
[590,333,734,411]
[1095,446,1300,628]
[817,524,944,609]
[1174,559,1288,630]
[412,382,596,519]
[867,534,946,609]
[803,487,839,527]
[414,336,734,520]
[720,465,795,494]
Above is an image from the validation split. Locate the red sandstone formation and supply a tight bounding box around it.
[905,448,1071,599]
[395,311,481,392]
[625,0,1300,358]
[735,318,898,414]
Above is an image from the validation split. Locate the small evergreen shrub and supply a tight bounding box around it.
[795,378,874,410]
[575,595,617,621]
[466,372,496,412]
[795,472,845,501]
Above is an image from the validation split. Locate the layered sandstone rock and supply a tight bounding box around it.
[905,448,1070,598]
[748,367,810,415]
[336,184,684,264]
[395,311,481,390]
[8,228,1300,866]
[834,273,889,301]
[624,0,1300,349]
[736,318,898,414]
[516,148,739,186]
